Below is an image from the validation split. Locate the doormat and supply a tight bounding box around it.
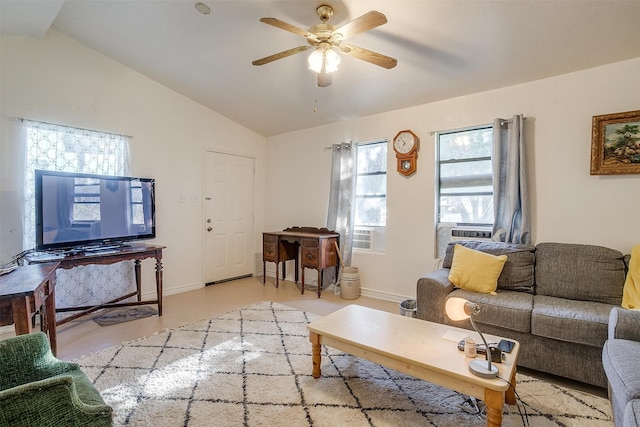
[92,306,158,327]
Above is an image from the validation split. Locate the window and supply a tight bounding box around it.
[23,120,129,249]
[436,125,493,225]
[22,120,132,322]
[354,141,386,251]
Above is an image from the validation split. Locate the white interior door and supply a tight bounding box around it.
[204,151,255,284]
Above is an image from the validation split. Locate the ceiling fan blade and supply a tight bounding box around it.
[340,44,398,69]
[252,46,311,66]
[334,11,387,40]
[259,17,319,42]
[317,72,332,87]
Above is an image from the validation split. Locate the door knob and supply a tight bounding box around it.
[207,227,213,232]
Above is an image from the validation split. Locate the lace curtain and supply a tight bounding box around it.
[22,120,134,320]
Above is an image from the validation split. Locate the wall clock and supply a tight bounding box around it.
[392,130,419,177]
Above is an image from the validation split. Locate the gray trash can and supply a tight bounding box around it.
[399,299,417,318]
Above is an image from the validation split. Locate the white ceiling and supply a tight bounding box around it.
[2,0,640,137]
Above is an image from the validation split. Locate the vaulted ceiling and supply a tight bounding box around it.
[2,1,640,137]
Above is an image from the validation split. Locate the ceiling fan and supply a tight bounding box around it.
[252,4,397,87]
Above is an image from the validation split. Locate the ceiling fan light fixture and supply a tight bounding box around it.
[307,47,341,74]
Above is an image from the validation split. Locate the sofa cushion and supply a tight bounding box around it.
[448,289,533,333]
[532,295,612,347]
[535,242,626,305]
[443,241,536,293]
[448,244,507,294]
[625,400,640,427]
[603,339,640,424]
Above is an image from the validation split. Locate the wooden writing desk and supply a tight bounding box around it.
[25,243,165,325]
[263,227,339,297]
[0,262,60,355]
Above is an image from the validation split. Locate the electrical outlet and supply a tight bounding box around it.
[179,194,185,203]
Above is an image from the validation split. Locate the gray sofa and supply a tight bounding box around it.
[603,307,640,427]
[416,240,629,388]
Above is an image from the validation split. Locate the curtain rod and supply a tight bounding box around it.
[11,116,134,139]
[429,116,527,136]
[324,138,388,150]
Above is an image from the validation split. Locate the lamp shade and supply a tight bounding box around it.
[307,49,324,73]
[445,297,471,321]
[323,48,341,73]
[307,46,341,74]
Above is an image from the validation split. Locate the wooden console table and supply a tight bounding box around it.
[263,227,339,297]
[0,262,60,355]
[25,243,165,325]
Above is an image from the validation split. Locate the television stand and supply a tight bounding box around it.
[25,243,165,326]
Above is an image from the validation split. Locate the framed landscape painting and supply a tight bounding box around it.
[590,110,640,175]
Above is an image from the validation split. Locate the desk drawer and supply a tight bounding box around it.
[263,243,277,261]
[264,235,277,244]
[0,299,12,326]
[302,248,319,267]
[301,238,318,248]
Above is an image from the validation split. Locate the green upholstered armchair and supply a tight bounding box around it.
[0,332,112,427]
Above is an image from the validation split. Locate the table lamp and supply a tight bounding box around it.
[445,297,499,379]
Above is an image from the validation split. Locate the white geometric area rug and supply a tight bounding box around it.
[76,301,612,427]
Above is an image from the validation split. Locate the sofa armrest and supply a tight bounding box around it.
[0,376,113,427]
[608,307,640,342]
[416,268,455,324]
[0,332,80,390]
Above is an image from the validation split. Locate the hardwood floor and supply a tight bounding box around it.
[1,276,397,361]
[0,275,607,399]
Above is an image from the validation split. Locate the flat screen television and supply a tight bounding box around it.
[35,170,156,252]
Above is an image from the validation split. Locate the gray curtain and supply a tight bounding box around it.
[326,142,356,287]
[492,115,531,244]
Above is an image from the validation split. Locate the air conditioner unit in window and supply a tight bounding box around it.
[450,226,492,242]
[353,227,373,251]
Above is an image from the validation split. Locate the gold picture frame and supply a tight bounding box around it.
[590,110,640,175]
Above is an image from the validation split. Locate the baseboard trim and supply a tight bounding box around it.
[0,325,14,335]
[359,287,414,304]
[141,281,204,300]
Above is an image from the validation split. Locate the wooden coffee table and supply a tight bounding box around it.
[308,305,519,427]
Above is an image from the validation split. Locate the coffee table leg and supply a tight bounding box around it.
[484,388,503,427]
[310,332,321,379]
[505,369,517,405]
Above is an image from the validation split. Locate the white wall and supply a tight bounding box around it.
[0,31,267,297]
[2,30,638,305]
[265,58,640,302]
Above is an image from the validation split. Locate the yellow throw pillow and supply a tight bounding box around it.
[448,244,508,294]
[622,244,640,310]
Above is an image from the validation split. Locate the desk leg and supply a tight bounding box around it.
[484,388,503,427]
[263,260,266,284]
[301,268,305,295]
[155,258,163,316]
[317,269,323,298]
[135,259,142,301]
[12,296,33,335]
[282,261,286,284]
[310,332,321,379]
[43,280,57,356]
[294,255,299,283]
[275,262,280,288]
